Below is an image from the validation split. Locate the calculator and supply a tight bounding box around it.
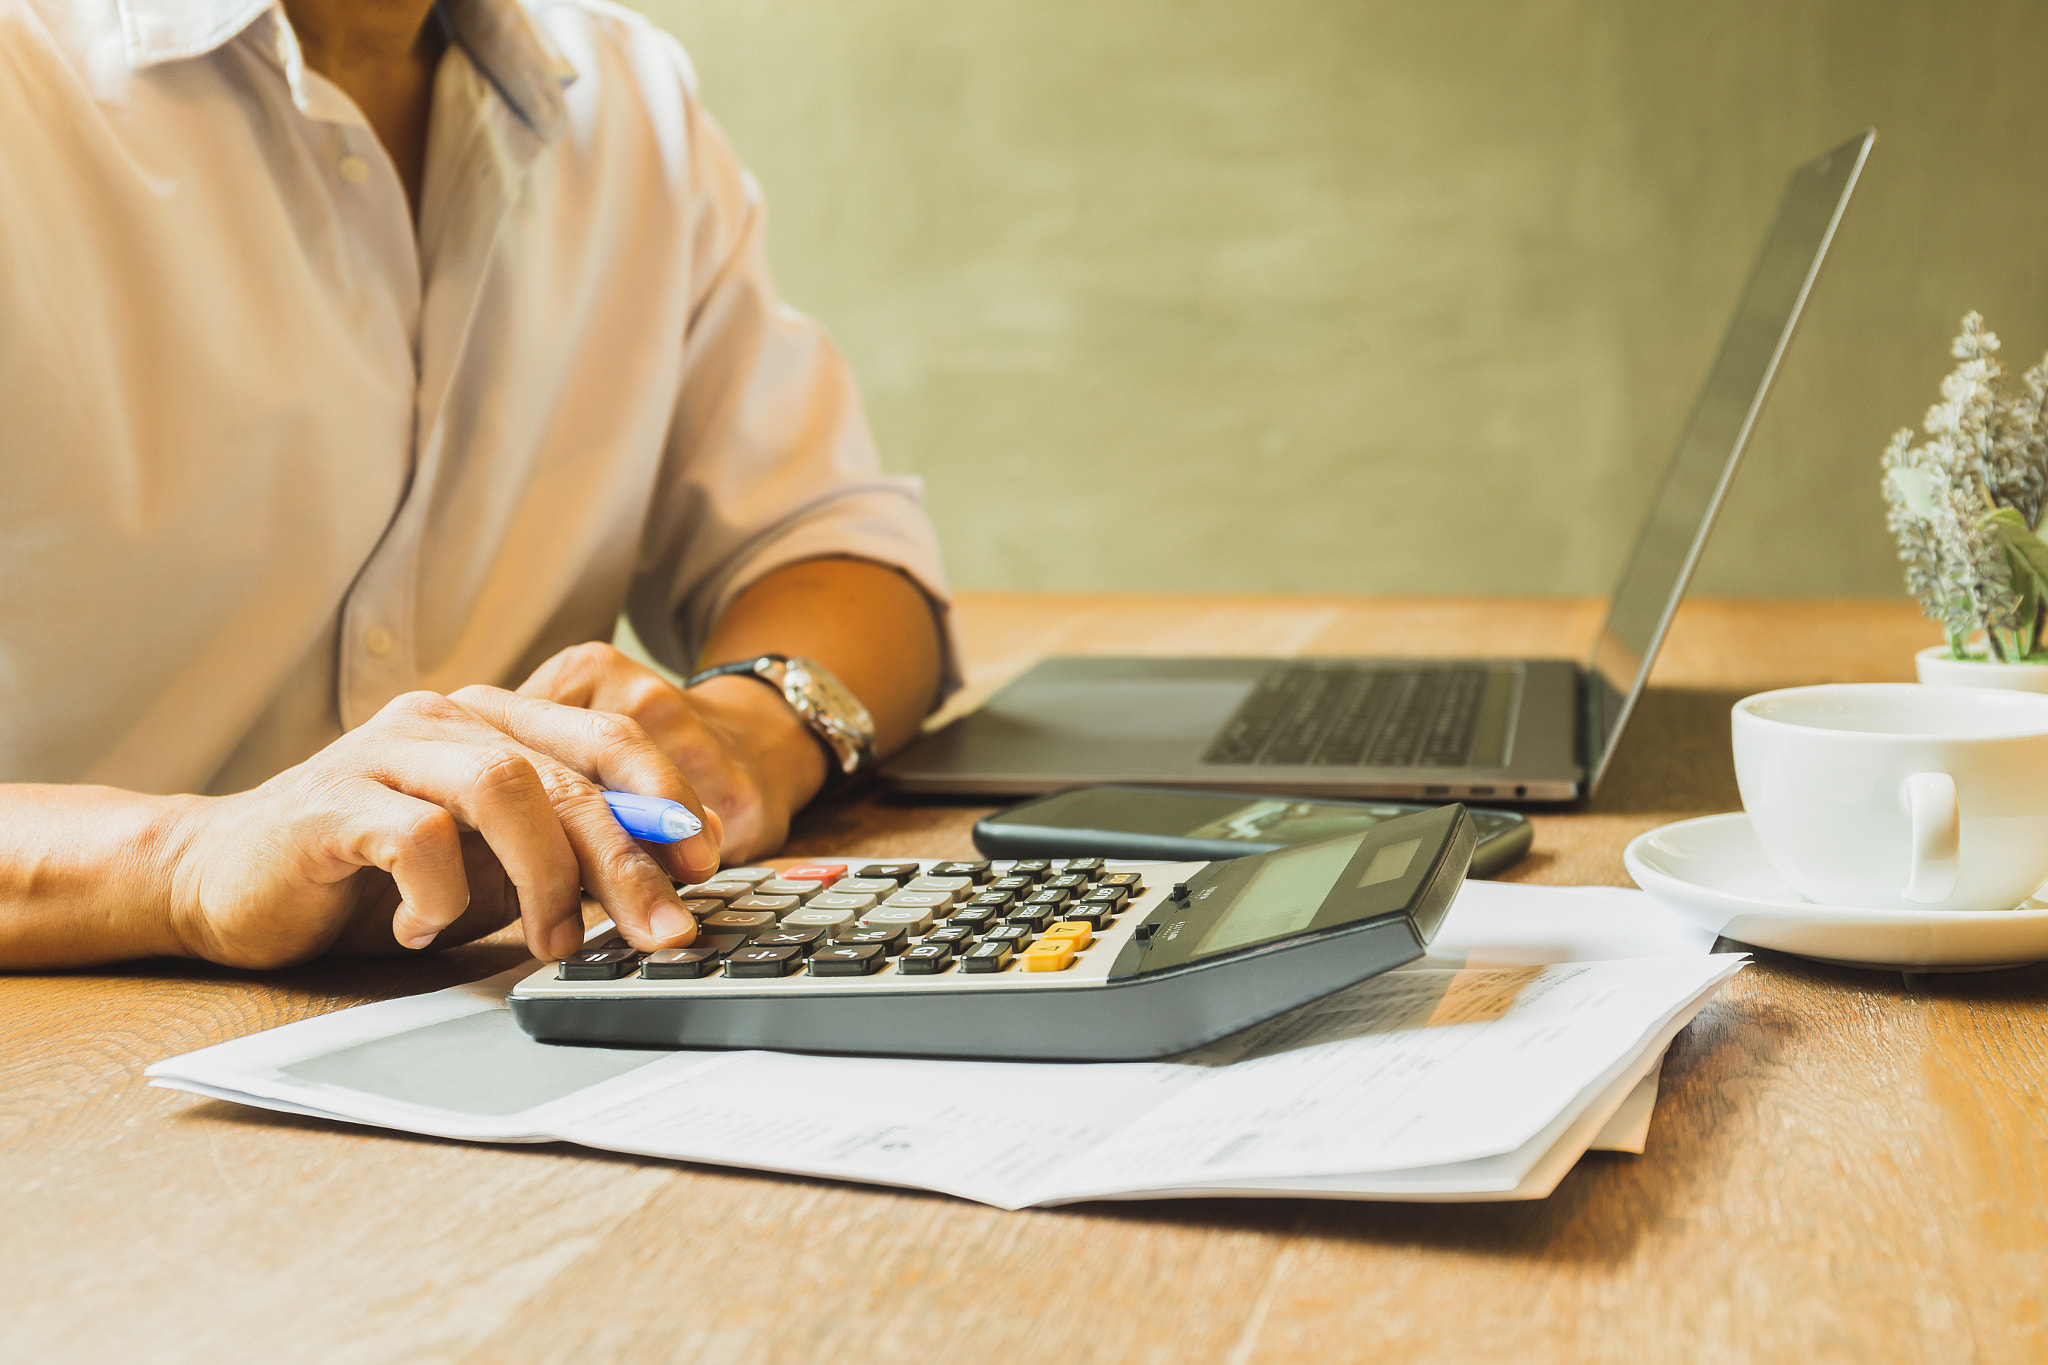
[509,803,1475,1062]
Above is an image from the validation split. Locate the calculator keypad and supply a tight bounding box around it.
[556,860,1146,986]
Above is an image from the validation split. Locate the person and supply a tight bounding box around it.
[0,0,952,971]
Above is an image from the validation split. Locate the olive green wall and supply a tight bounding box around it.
[626,0,2048,600]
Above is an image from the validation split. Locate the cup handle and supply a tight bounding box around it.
[1901,772,1960,905]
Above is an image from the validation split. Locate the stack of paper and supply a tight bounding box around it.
[149,879,1741,1209]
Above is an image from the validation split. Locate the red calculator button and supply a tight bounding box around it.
[780,862,847,886]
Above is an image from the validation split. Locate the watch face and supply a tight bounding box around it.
[783,658,876,773]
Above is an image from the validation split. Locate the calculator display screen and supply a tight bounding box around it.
[1193,832,1367,958]
[1117,803,1462,979]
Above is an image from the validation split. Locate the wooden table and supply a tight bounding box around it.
[8,595,2044,1364]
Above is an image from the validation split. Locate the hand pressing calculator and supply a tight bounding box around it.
[509,803,1475,1061]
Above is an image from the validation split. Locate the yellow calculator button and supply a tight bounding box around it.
[1021,938,1077,971]
[1041,921,1093,949]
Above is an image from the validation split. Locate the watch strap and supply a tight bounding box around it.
[684,655,785,690]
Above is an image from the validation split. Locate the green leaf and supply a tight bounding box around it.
[1983,507,2048,594]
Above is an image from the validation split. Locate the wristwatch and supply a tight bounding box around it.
[684,654,876,781]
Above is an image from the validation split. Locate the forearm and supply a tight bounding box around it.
[0,786,194,969]
[692,556,944,804]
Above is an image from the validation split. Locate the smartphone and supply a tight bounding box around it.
[972,785,1533,877]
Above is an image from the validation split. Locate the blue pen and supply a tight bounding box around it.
[602,791,704,844]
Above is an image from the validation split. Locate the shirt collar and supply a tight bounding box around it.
[115,0,577,138]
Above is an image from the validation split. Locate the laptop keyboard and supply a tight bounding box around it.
[1201,663,1503,768]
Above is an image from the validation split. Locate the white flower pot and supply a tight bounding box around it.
[1916,646,2048,694]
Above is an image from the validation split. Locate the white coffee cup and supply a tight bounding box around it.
[1731,684,2048,911]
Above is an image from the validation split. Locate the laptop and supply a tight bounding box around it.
[884,130,1875,803]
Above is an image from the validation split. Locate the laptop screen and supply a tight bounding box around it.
[1583,130,1873,793]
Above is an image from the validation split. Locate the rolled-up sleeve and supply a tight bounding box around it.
[622,67,958,698]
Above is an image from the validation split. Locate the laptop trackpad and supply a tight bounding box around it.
[983,677,1256,742]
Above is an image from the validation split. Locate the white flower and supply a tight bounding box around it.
[1887,312,2048,655]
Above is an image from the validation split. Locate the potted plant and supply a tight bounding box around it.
[1882,312,2048,690]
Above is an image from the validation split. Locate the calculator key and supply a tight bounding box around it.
[780,862,847,886]
[756,878,826,901]
[1021,938,1078,971]
[1059,857,1106,875]
[677,881,749,903]
[807,891,880,915]
[987,876,1034,897]
[930,860,993,883]
[1058,905,1113,930]
[1044,873,1089,893]
[557,947,640,980]
[640,947,721,979]
[1078,884,1128,907]
[898,942,956,973]
[856,862,920,884]
[882,890,953,913]
[750,927,829,954]
[726,944,805,978]
[924,924,976,948]
[984,923,1034,947]
[779,905,859,935]
[1006,859,1054,882]
[717,867,776,885]
[1023,887,1073,908]
[699,909,780,938]
[831,877,899,898]
[1041,921,1094,949]
[860,905,935,935]
[1002,905,1055,932]
[960,941,1015,972]
[676,897,728,918]
[901,875,973,903]
[1096,872,1144,893]
[729,893,800,917]
[946,905,1002,932]
[687,931,749,957]
[966,890,1016,911]
[810,944,889,975]
[836,925,910,954]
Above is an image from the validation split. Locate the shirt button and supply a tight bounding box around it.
[338,155,371,185]
[363,625,395,657]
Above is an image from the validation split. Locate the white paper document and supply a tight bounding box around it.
[148,880,1740,1209]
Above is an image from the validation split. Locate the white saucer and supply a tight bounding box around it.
[1622,812,2048,972]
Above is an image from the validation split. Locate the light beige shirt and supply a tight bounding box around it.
[0,0,952,795]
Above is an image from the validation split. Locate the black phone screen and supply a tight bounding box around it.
[1011,788,1420,847]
